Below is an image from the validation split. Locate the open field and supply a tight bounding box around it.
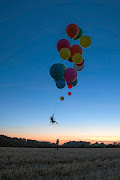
[0,147,120,180]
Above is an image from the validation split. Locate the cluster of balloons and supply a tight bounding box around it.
[50,23,91,101]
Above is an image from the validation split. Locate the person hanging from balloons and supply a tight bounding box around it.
[50,114,58,125]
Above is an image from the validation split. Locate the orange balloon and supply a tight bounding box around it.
[66,23,79,39]
[70,45,83,57]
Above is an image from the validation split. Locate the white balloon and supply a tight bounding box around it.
[73,63,84,71]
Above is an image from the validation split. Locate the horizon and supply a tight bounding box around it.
[1,134,120,146]
[0,0,120,144]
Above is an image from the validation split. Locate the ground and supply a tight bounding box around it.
[0,147,120,180]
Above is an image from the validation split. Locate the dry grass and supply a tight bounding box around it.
[0,147,120,180]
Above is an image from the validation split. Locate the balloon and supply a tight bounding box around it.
[76,59,84,66]
[68,92,71,96]
[74,27,83,41]
[68,84,73,89]
[70,45,83,57]
[60,48,71,60]
[57,39,71,52]
[60,96,64,101]
[80,35,91,48]
[50,63,65,80]
[54,64,65,81]
[72,53,83,64]
[68,79,78,87]
[68,57,73,62]
[56,79,66,89]
[60,64,66,69]
[64,68,77,83]
[73,63,84,71]
[72,79,78,86]
[66,23,79,39]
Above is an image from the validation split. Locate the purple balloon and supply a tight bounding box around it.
[64,68,77,83]
[57,39,71,52]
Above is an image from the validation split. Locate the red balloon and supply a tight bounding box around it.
[70,45,83,57]
[64,68,77,83]
[68,92,71,96]
[68,84,73,89]
[57,39,71,52]
[76,59,84,66]
[66,23,79,39]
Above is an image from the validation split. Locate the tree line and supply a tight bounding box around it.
[0,135,120,148]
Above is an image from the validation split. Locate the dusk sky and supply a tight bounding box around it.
[0,0,120,145]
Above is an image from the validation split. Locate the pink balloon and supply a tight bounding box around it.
[57,39,71,52]
[64,68,77,83]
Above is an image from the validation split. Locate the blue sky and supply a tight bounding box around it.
[0,0,120,144]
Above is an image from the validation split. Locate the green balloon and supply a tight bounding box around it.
[50,63,65,80]
[61,63,66,69]
[74,27,83,41]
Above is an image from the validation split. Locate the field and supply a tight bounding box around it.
[0,147,120,180]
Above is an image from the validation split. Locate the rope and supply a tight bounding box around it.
[53,102,57,116]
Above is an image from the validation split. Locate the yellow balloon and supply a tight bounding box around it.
[60,96,64,101]
[80,35,91,48]
[60,48,71,60]
[72,53,83,64]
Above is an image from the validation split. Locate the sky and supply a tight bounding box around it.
[0,0,120,145]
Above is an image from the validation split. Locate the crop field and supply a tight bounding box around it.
[0,147,120,180]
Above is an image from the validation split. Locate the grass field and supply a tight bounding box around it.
[0,147,120,180]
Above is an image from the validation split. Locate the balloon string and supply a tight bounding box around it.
[53,102,58,116]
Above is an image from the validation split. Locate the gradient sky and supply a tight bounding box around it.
[0,0,120,145]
